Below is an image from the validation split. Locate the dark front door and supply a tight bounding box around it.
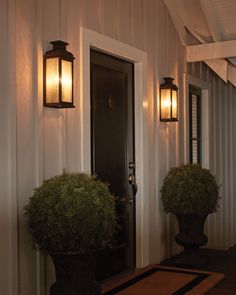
[90,49,136,280]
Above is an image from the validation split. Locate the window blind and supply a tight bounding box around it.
[189,87,201,164]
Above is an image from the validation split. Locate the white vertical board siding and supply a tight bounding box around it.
[65,0,82,173]
[0,0,185,294]
[43,0,67,180]
[15,0,44,294]
[188,62,236,250]
[0,0,18,294]
[143,0,157,264]
[156,1,171,261]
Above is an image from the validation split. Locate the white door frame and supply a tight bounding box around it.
[79,27,149,268]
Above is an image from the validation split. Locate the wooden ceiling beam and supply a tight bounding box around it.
[186,27,228,82]
[196,1,236,85]
[205,60,228,82]
[164,0,236,87]
[186,40,236,62]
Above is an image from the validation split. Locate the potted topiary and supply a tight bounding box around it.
[24,172,117,295]
[161,164,220,266]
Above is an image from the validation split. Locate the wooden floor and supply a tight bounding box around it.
[162,246,236,294]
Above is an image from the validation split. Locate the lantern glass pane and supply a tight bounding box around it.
[61,60,72,103]
[161,88,171,119]
[172,89,178,119]
[46,58,59,103]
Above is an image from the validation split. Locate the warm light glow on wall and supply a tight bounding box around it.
[160,77,178,122]
[43,40,75,108]
[143,100,149,109]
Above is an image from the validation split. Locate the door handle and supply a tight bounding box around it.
[128,174,138,204]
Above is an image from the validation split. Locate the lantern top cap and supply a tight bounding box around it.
[50,40,69,50]
[161,77,178,90]
[45,40,75,60]
[163,77,174,84]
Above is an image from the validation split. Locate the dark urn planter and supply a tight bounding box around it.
[50,253,101,295]
[175,214,208,267]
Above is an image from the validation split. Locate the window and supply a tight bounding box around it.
[189,86,201,164]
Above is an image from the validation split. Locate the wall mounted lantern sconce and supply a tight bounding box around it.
[43,40,75,108]
[160,77,178,122]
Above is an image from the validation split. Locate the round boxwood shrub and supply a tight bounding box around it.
[24,172,117,254]
[161,164,220,215]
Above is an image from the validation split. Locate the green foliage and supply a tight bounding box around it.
[161,164,220,215]
[24,172,117,254]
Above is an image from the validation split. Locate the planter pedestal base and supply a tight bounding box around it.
[50,253,101,295]
[174,214,208,267]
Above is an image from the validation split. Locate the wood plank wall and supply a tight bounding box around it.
[188,62,236,251]
[0,0,185,294]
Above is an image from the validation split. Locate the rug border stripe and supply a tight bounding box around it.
[103,267,210,295]
[172,273,209,295]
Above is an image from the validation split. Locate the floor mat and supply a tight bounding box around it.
[102,265,224,295]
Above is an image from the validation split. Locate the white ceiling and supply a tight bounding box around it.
[163,0,236,86]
